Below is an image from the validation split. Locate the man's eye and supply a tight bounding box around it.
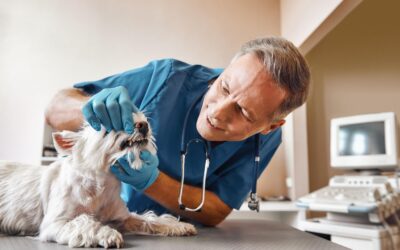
[223,87,229,94]
[236,105,245,116]
[220,81,229,94]
[237,105,252,122]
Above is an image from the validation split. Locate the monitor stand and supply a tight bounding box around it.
[354,169,383,176]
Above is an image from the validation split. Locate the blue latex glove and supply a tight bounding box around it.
[110,151,160,192]
[82,86,139,134]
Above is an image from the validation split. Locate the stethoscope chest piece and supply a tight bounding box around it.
[248,192,260,212]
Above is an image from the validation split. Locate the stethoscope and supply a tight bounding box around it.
[178,88,261,212]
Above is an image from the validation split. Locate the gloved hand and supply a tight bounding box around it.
[82,86,139,134]
[110,150,160,192]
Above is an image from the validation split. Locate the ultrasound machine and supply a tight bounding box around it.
[297,112,400,250]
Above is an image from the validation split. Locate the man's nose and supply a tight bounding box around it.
[135,121,149,136]
[210,98,234,122]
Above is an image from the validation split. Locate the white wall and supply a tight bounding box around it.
[0,0,280,164]
[280,0,343,48]
[280,0,362,54]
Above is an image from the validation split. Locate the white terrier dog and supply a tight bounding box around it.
[0,112,196,248]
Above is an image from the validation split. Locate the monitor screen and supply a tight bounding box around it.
[338,121,386,156]
[330,112,398,170]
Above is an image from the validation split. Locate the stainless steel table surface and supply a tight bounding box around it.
[0,219,348,250]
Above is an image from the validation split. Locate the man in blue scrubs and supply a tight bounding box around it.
[46,37,310,226]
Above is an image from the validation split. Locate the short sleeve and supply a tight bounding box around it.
[73,59,173,109]
[207,128,282,210]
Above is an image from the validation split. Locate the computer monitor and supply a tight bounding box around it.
[330,112,398,170]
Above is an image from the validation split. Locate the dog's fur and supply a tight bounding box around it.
[0,112,196,248]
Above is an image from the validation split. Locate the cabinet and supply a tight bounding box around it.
[228,201,304,229]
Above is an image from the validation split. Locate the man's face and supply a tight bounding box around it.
[196,53,286,141]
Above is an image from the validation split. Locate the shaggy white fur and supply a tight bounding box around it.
[0,112,196,248]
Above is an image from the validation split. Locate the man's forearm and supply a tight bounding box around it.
[45,88,90,131]
[144,171,232,226]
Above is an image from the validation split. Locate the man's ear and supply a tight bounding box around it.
[260,119,286,135]
[52,131,78,156]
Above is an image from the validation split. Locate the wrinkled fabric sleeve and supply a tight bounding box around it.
[73,59,172,109]
[207,128,282,210]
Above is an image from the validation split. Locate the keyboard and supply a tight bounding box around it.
[297,176,391,213]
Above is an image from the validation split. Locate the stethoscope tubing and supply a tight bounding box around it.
[179,89,210,212]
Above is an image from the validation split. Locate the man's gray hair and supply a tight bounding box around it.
[233,37,311,121]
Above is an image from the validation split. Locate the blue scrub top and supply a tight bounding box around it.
[74,59,282,214]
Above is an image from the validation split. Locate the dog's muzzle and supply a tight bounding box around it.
[119,121,150,150]
[135,122,148,137]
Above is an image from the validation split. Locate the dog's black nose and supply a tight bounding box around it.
[135,121,148,136]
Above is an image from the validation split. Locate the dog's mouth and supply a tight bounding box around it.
[119,137,149,150]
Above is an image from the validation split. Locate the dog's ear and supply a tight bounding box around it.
[52,131,78,156]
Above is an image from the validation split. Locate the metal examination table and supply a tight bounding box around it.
[0,219,348,249]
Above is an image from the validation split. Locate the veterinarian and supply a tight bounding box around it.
[46,37,310,226]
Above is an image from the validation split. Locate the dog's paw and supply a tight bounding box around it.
[96,226,124,249]
[161,221,197,236]
[174,221,197,236]
[67,233,96,248]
